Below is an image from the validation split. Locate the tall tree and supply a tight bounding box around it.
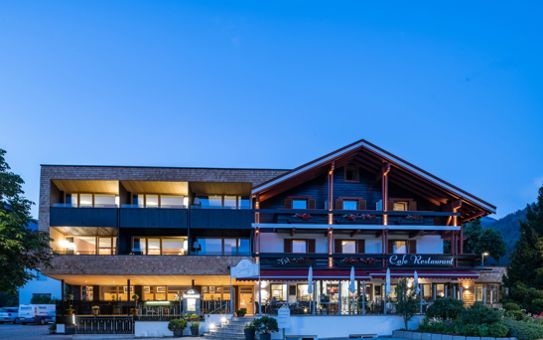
[0,148,51,293]
[463,218,506,262]
[506,185,543,289]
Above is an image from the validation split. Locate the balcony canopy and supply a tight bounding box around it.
[121,180,188,195]
[53,180,119,194]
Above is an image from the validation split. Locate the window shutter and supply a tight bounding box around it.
[308,199,316,209]
[387,240,394,253]
[284,239,292,253]
[307,239,316,253]
[409,200,417,211]
[335,198,343,210]
[409,240,417,254]
[357,240,365,254]
[335,239,342,254]
[357,199,367,210]
[284,198,293,209]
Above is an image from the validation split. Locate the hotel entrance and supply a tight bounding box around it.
[238,286,254,315]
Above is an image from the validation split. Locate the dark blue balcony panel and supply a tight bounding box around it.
[190,209,254,229]
[119,208,188,228]
[50,207,118,227]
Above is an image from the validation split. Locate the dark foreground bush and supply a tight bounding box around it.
[426,298,464,320]
[419,319,508,337]
[504,318,543,340]
[460,302,502,325]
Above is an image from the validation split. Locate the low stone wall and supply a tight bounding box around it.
[393,330,517,340]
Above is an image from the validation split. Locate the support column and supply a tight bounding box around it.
[327,163,335,268]
[381,164,390,226]
[127,279,131,316]
[254,195,261,264]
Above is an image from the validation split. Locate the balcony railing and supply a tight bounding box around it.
[257,209,458,226]
[50,207,118,227]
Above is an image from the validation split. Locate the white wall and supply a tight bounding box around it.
[416,235,443,254]
[135,314,232,337]
[18,271,62,305]
[271,315,424,339]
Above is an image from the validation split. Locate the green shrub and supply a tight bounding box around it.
[167,318,187,332]
[506,309,527,321]
[460,302,501,325]
[252,316,279,334]
[418,318,455,334]
[503,302,522,311]
[487,322,509,337]
[504,318,543,340]
[531,298,543,314]
[426,298,465,320]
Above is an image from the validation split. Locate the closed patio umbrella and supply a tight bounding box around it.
[349,266,356,314]
[414,271,422,314]
[308,266,314,314]
[384,268,391,314]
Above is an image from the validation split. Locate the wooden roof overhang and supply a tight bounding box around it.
[252,139,495,222]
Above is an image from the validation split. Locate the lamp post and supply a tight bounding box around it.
[481,251,489,266]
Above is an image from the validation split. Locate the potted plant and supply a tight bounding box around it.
[168,318,187,337]
[190,320,200,336]
[91,305,100,316]
[236,308,247,317]
[253,316,279,340]
[244,322,256,340]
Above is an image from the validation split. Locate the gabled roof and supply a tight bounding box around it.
[252,139,496,220]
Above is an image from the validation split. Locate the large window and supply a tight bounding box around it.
[341,240,356,254]
[132,237,187,255]
[392,201,409,211]
[66,193,118,208]
[291,199,308,209]
[342,200,358,210]
[291,240,307,253]
[134,194,187,208]
[192,195,250,209]
[391,240,408,254]
[57,236,116,255]
[270,284,287,301]
[101,285,133,301]
[193,238,250,255]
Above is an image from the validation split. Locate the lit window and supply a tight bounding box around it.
[147,238,161,255]
[342,200,358,210]
[94,194,116,207]
[393,201,409,211]
[292,240,307,253]
[222,196,236,209]
[271,284,286,301]
[392,240,408,254]
[145,195,159,208]
[160,195,184,208]
[292,199,308,209]
[79,194,93,207]
[341,240,356,254]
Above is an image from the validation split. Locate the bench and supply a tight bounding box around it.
[349,334,378,339]
[286,335,318,340]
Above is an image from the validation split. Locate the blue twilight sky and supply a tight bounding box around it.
[0,1,542,219]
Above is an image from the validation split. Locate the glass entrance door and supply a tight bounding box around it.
[238,286,254,315]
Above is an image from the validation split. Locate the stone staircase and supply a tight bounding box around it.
[205,317,254,340]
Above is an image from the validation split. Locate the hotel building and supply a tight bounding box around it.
[40,139,501,334]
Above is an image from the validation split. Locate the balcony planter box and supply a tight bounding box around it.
[442,335,453,340]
